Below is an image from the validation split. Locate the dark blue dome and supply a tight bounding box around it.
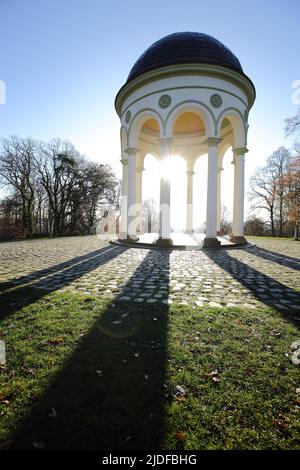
[127,32,243,82]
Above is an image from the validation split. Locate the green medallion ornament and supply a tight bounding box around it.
[125,110,131,123]
[159,94,172,108]
[210,93,223,108]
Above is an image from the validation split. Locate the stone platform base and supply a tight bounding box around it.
[113,233,251,251]
[155,237,174,247]
[230,235,247,244]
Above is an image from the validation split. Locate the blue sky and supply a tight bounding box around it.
[0,0,299,224]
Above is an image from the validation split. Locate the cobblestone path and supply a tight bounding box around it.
[0,236,299,313]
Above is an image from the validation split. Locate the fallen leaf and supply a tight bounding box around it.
[0,393,13,405]
[273,415,290,433]
[48,408,57,420]
[33,441,46,449]
[270,331,281,337]
[205,369,221,383]
[175,431,186,441]
[175,385,186,396]
[44,337,63,346]
[176,395,186,401]
[212,376,220,383]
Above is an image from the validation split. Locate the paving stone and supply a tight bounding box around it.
[0,235,299,311]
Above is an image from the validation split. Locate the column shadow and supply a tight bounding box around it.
[10,249,171,449]
[204,249,300,327]
[0,245,127,321]
[244,245,300,271]
[0,245,126,293]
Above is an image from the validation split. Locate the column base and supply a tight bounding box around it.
[230,235,247,244]
[126,235,139,242]
[155,237,173,247]
[118,233,127,241]
[216,230,221,236]
[184,229,194,235]
[203,237,221,248]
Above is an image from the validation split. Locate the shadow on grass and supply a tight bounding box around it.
[9,250,171,449]
[245,245,300,271]
[0,245,127,321]
[205,249,300,328]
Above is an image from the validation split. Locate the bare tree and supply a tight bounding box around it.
[282,154,300,239]
[34,139,81,236]
[268,147,291,236]
[285,108,300,138]
[0,136,120,239]
[0,136,36,236]
[244,216,265,236]
[249,147,291,237]
[141,199,159,233]
[249,166,277,236]
[219,204,231,235]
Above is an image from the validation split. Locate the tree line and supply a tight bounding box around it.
[247,108,300,239]
[0,136,119,239]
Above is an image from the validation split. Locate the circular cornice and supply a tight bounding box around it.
[115,63,256,117]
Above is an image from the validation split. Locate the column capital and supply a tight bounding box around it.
[233,146,248,156]
[186,170,195,176]
[205,137,223,147]
[120,158,128,165]
[217,167,224,173]
[124,147,140,156]
[136,166,145,173]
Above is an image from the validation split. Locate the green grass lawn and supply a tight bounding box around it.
[0,288,300,450]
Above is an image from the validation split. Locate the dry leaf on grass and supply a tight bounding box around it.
[175,431,186,441]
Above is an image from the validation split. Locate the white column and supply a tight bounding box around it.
[203,138,222,247]
[125,147,139,241]
[185,166,194,234]
[216,166,223,234]
[119,155,128,240]
[156,138,173,246]
[231,147,248,243]
[136,165,144,234]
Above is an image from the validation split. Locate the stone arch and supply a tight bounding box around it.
[216,108,246,148]
[218,142,232,167]
[128,109,163,148]
[165,100,216,138]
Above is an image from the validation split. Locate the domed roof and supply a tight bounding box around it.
[127,32,243,83]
